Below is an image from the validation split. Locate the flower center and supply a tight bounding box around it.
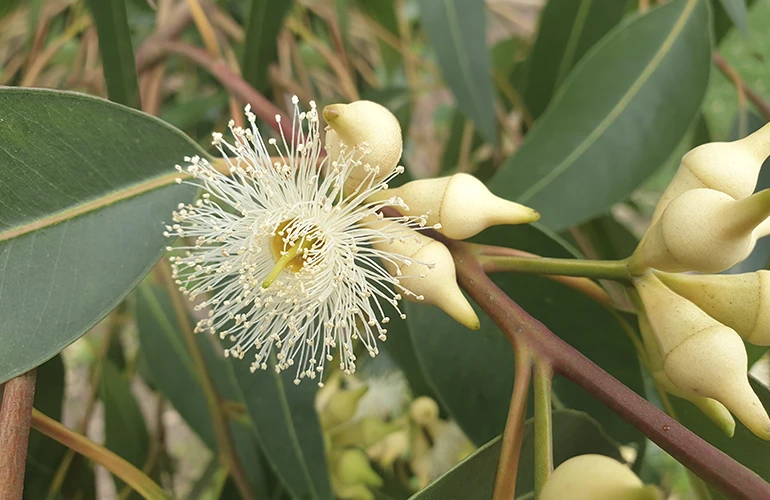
[262,219,316,288]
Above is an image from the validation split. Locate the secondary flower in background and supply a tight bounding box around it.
[167,98,438,385]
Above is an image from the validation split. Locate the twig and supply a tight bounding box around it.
[151,41,290,134]
[492,347,532,500]
[0,370,37,500]
[31,409,166,500]
[449,242,770,500]
[533,363,553,498]
[157,263,256,500]
[713,52,770,121]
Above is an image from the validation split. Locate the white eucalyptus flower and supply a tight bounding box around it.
[165,98,434,386]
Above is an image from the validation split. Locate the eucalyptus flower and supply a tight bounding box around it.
[165,98,437,385]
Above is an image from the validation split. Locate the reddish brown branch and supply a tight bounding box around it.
[0,370,38,500]
[713,52,770,121]
[150,41,290,134]
[448,243,770,500]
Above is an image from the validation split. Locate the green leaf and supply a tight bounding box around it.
[233,360,333,500]
[406,224,645,449]
[242,0,294,92]
[715,0,749,34]
[99,358,150,496]
[409,410,622,499]
[83,0,141,108]
[24,355,67,499]
[357,0,401,76]
[492,0,711,231]
[417,0,497,143]
[0,88,199,384]
[135,280,330,499]
[671,375,770,499]
[524,0,629,119]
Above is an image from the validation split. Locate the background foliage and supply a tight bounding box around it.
[1,0,770,498]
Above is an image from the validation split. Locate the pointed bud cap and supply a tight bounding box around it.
[636,304,736,436]
[324,101,402,192]
[370,222,480,330]
[651,122,770,224]
[635,274,770,440]
[629,188,770,274]
[656,270,770,346]
[373,174,539,239]
[540,455,661,500]
[320,384,369,429]
[410,396,440,427]
[333,448,383,487]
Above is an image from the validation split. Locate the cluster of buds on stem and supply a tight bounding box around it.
[323,100,540,330]
[627,122,770,439]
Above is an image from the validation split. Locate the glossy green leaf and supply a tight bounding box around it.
[135,280,272,497]
[417,0,497,143]
[24,355,67,499]
[136,279,331,499]
[671,376,770,499]
[83,0,140,108]
[0,88,199,384]
[242,0,294,92]
[493,0,711,231]
[357,0,401,75]
[99,358,150,496]
[410,410,623,499]
[406,224,645,448]
[524,0,629,119]
[716,0,749,33]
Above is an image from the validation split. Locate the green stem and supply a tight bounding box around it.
[478,254,630,282]
[31,409,167,500]
[533,363,553,499]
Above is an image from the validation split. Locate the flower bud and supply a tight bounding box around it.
[320,384,369,429]
[371,174,539,239]
[323,101,402,192]
[635,274,770,439]
[370,222,480,330]
[540,454,661,500]
[651,122,770,224]
[366,428,409,469]
[331,417,402,448]
[656,270,770,346]
[636,306,735,436]
[409,396,440,427]
[332,448,383,488]
[629,188,770,274]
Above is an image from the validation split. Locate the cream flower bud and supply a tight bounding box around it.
[323,101,402,192]
[370,174,539,239]
[320,384,369,429]
[540,455,661,500]
[333,448,383,487]
[370,222,480,330]
[651,122,770,224]
[636,306,735,436]
[331,417,402,448]
[409,396,440,427]
[656,270,770,346]
[635,274,770,440]
[366,429,409,469]
[629,188,770,274]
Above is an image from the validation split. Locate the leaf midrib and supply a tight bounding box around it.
[516,0,698,204]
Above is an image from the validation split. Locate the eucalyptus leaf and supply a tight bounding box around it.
[524,0,629,119]
[715,0,749,34]
[0,88,199,384]
[417,0,497,143]
[409,410,623,499]
[493,0,711,231]
[242,0,294,93]
[83,0,141,108]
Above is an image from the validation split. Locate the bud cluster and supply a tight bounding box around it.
[317,373,473,498]
[627,123,770,439]
[323,100,540,330]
